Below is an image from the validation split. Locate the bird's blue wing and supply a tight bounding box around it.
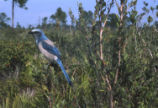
[42,40,61,58]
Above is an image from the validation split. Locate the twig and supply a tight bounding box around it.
[99,0,114,61]
[114,0,124,85]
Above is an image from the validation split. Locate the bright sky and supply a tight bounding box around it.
[0,0,157,27]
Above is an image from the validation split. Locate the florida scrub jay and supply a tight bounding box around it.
[28,29,72,86]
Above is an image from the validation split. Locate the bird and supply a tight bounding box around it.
[28,29,72,86]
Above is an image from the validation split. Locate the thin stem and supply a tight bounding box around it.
[12,0,15,28]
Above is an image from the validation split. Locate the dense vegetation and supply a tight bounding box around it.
[0,0,158,108]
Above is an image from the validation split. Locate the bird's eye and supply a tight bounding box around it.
[34,31,39,34]
[34,32,41,35]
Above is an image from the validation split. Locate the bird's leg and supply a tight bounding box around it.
[47,63,52,72]
[47,62,59,73]
[50,62,60,72]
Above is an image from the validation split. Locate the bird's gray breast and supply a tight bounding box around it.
[38,41,58,61]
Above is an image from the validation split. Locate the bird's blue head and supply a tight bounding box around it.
[28,28,44,37]
[28,28,47,41]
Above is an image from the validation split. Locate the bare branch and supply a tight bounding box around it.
[99,0,114,61]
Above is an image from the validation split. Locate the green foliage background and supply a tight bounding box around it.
[0,1,158,108]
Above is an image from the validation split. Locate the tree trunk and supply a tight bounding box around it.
[12,0,15,28]
[114,0,124,84]
[99,27,103,61]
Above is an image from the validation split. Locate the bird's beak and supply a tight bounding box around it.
[28,31,33,34]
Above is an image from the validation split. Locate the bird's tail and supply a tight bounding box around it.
[56,59,72,86]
